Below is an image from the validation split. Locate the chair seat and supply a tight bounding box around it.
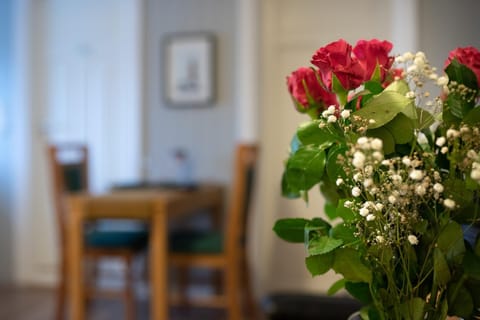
[85,229,148,249]
[169,230,223,253]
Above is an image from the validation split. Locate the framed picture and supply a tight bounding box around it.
[163,32,216,107]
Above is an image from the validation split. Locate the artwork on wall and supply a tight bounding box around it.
[163,32,216,107]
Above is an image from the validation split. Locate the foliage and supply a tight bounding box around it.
[274,39,480,320]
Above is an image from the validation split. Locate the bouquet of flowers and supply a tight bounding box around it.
[274,39,480,320]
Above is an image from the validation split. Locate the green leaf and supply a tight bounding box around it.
[463,250,480,280]
[463,106,480,126]
[305,252,335,276]
[305,217,331,236]
[384,79,410,95]
[327,278,346,295]
[333,248,372,283]
[324,202,338,220]
[332,74,348,105]
[335,199,356,222]
[285,146,326,193]
[433,247,451,286]
[297,120,339,147]
[330,223,357,246]
[353,90,415,129]
[448,285,474,319]
[319,179,341,205]
[326,144,348,181]
[364,80,383,94]
[345,281,372,304]
[366,127,395,154]
[445,59,479,90]
[308,235,343,255]
[416,107,435,130]
[273,218,309,243]
[383,113,415,144]
[281,171,300,198]
[436,221,466,264]
[399,298,425,320]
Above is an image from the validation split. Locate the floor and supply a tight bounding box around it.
[0,286,235,320]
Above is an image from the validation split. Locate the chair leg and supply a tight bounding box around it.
[177,266,190,305]
[242,257,257,320]
[124,256,136,320]
[55,257,67,320]
[225,260,241,320]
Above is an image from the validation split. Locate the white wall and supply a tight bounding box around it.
[143,0,237,186]
[11,0,143,285]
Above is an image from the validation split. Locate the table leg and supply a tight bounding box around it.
[68,196,85,320]
[150,203,168,319]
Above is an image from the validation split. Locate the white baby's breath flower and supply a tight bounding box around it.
[369,119,376,125]
[435,136,446,147]
[416,132,428,145]
[352,187,362,197]
[376,235,385,243]
[321,110,330,118]
[391,174,403,185]
[415,185,426,196]
[327,105,336,113]
[433,183,444,193]
[370,138,383,151]
[441,146,449,154]
[388,195,397,204]
[467,150,478,159]
[359,207,369,217]
[352,151,366,169]
[366,214,376,221]
[336,178,344,186]
[471,169,480,181]
[402,157,411,166]
[436,76,449,86]
[353,173,362,182]
[372,151,383,161]
[357,137,369,146]
[406,91,415,99]
[408,235,419,245]
[341,109,351,119]
[363,178,373,188]
[446,129,460,138]
[407,65,418,73]
[375,203,384,211]
[409,169,424,181]
[443,198,456,209]
[327,115,337,123]
[344,200,353,208]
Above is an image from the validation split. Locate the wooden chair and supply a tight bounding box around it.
[168,144,259,320]
[47,144,148,320]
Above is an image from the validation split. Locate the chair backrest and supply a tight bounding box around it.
[47,144,89,244]
[225,144,258,254]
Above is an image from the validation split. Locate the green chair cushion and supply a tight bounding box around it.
[169,230,223,253]
[85,230,148,249]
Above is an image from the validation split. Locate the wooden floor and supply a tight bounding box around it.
[0,286,232,320]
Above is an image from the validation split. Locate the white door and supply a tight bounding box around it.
[14,0,143,285]
[257,0,394,294]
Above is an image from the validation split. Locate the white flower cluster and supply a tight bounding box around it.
[394,51,446,114]
[436,125,480,185]
[339,137,460,247]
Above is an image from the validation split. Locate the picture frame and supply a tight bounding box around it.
[163,32,216,107]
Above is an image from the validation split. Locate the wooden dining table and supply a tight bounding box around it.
[66,184,224,320]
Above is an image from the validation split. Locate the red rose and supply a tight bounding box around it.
[353,39,394,82]
[287,67,338,112]
[445,46,480,87]
[311,39,364,90]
